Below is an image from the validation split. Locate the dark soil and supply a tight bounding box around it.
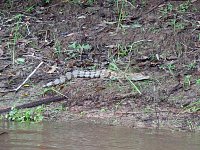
[0,0,200,131]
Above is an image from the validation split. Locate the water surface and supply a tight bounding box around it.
[0,121,199,150]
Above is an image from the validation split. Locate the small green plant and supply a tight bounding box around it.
[115,41,150,58]
[4,0,14,8]
[166,64,175,76]
[198,33,200,41]
[5,106,44,122]
[183,100,200,113]
[85,0,95,5]
[54,105,66,112]
[177,1,191,13]
[8,14,24,65]
[25,6,35,13]
[100,108,107,112]
[195,79,200,86]
[54,40,62,56]
[187,120,195,132]
[148,26,161,33]
[183,75,191,89]
[12,14,23,40]
[141,0,147,6]
[68,42,91,51]
[186,62,196,70]
[169,18,186,31]
[80,111,86,117]
[117,44,129,57]
[67,42,91,59]
[159,64,176,77]
[108,60,119,72]
[116,0,127,30]
[160,3,173,16]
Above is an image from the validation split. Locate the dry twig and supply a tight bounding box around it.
[14,61,44,92]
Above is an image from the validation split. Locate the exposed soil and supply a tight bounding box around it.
[0,0,200,131]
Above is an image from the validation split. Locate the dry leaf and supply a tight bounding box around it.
[47,64,58,73]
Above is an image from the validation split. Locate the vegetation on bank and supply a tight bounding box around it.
[1,106,44,122]
[0,0,199,129]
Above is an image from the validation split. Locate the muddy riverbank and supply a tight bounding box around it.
[0,0,199,131]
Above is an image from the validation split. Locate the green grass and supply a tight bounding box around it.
[108,60,141,94]
[5,14,24,65]
[183,75,191,89]
[54,39,62,56]
[159,64,176,77]
[183,100,200,113]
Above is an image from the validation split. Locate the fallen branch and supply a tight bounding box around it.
[0,131,8,135]
[0,96,66,114]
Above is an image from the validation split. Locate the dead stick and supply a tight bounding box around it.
[0,131,8,135]
[14,61,44,92]
[0,96,66,114]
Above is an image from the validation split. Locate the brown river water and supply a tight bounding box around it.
[0,121,199,150]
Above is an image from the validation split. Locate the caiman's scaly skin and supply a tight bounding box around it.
[43,70,110,87]
[43,69,150,87]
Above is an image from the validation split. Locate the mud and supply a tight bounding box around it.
[0,0,199,131]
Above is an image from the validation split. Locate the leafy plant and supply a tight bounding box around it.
[177,1,191,13]
[186,62,196,70]
[195,79,200,86]
[169,18,186,31]
[67,42,91,59]
[4,0,14,8]
[68,42,91,51]
[5,106,44,122]
[160,3,173,16]
[165,64,175,76]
